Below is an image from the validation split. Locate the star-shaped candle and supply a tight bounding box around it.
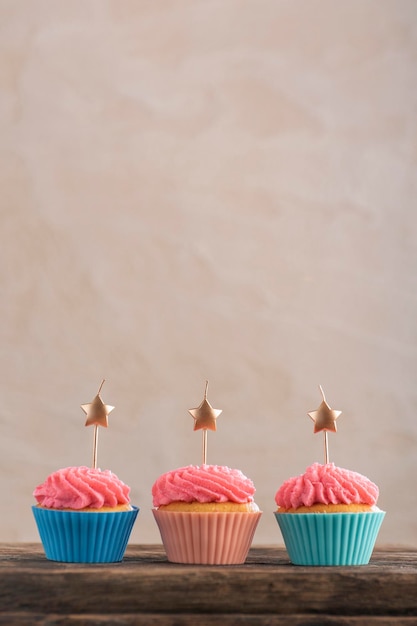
[188,380,222,464]
[308,385,341,464]
[81,379,114,468]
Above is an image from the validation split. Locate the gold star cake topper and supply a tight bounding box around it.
[82,379,114,428]
[308,385,342,464]
[81,379,114,468]
[189,380,222,432]
[188,381,222,464]
[308,385,341,434]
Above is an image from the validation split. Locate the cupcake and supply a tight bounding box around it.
[32,381,138,563]
[152,464,261,564]
[33,465,139,563]
[274,387,385,566]
[275,462,385,566]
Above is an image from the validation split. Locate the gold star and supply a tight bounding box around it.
[308,385,341,433]
[189,380,222,431]
[82,379,114,428]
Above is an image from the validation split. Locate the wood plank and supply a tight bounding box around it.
[0,615,417,626]
[0,544,416,622]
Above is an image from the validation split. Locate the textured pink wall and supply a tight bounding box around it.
[1,0,416,546]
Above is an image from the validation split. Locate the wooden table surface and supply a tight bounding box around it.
[0,544,416,625]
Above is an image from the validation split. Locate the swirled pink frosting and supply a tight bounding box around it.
[33,466,131,510]
[275,463,379,509]
[152,464,256,507]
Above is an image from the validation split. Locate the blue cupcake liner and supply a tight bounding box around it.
[275,510,385,566]
[32,505,139,563]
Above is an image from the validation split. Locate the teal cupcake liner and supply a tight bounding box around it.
[275,510,385,566]
[32,505,139,563]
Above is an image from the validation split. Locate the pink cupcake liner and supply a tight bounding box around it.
[153,510,262,564]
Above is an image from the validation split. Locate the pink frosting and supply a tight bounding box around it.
[152,464,256,507]
[275,462,379,509]
[33,466,131,510]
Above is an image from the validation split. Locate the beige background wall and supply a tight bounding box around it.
[1,0,416,547]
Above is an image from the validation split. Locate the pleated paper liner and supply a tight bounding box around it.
[275,510,385,566]
[32,505,139,563]
[153,510,262,564]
